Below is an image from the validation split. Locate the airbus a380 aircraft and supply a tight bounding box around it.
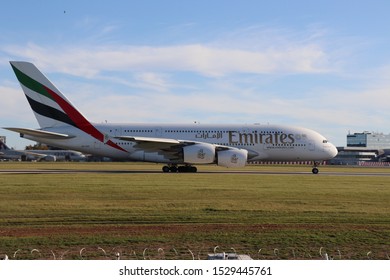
[5,61,337,173]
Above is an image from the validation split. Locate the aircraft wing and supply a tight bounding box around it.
[116,135,251,151]
[115,136,180,145]
[3,128,74,139]
[115,135,192,161]
[115,135,188,151]
[22,151,51,158]
[115,135,258,160]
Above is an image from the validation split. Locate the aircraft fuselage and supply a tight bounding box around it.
[21,122,337,163]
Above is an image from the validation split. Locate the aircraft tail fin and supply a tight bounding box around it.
[9,61,91,130]
[9,61,123,146]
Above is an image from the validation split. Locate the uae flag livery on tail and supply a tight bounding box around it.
[9,61,126,152]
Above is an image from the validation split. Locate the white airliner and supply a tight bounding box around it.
[0,139,86,162]
[4,61,337,173]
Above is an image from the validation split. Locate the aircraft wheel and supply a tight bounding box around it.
[177,166,197,173]
[169,166,178,173]
[178,166,186,173]
[312,167,319,174]
[162,166,170,173]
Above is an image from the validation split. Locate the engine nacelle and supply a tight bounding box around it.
[130,150,171,163]
[41,155,56,162]
[183,143,215,164]
[217,149,248,168]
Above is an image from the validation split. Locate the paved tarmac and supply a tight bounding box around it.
[1,168,389,176]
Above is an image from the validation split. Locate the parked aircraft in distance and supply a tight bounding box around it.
[4,61,337,173]
[0,139,86,162]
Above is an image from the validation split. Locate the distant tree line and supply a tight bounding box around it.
[25,143,49,150]
[25,144,63,150]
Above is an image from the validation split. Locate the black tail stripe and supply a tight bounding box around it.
[26,95,78,128]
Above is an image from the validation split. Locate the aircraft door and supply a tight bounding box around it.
[114,127,122,137]
[308,140,315,151]
[155,127,163,137]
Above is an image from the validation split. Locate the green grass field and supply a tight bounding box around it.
[0,162,389,259]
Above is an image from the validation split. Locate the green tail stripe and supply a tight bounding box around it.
[11,64,54,101]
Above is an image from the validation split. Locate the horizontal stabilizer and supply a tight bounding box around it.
[3,127,74,139]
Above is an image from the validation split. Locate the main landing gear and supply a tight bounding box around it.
[312,161,320,174]
[162,164,197,173]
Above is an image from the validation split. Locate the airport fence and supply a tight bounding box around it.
[1,245,389,260]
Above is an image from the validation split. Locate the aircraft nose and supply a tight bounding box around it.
[326,143,338,159]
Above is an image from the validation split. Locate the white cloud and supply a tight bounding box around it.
[133,72,173,92]
[0,85,34,124]
[2,25,389,148]
[2,38,332,78]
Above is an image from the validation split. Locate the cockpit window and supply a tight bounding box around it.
[323,140,328,143]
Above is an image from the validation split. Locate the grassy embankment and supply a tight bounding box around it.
[0,162,389,259]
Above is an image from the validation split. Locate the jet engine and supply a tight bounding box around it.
[41,155,56,162]
[183,143,215,164]
[217,149,248,168]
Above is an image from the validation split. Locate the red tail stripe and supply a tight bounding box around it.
[43,86,103,141]
[43,86,127,153]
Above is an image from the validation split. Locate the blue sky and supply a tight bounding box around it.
[1,0,390,149]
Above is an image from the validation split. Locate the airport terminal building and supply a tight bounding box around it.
[331,132,390,165]
[347,131,390,149]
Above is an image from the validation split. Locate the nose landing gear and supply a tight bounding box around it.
[312,161,321,174]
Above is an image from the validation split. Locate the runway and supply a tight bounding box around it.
[1,168,389,176]
[1,163,389,261]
